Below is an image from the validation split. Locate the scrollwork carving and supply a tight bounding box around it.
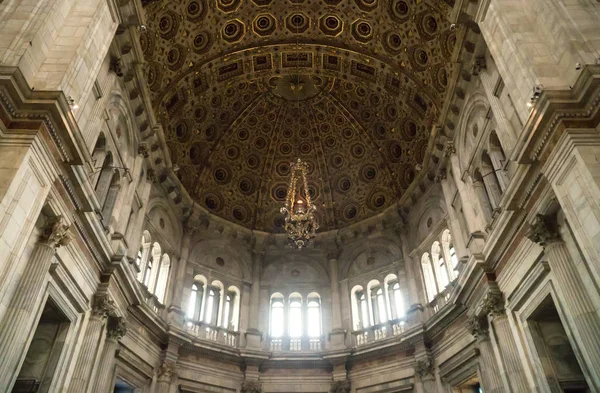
[157,360,177,382]
[414,357,434,378]
[106,315,127,340]
[481,291,505,318]
[467,315,489,339]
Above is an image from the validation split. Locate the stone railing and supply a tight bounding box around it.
[268,336,324,352]
[185,320,239,348]
[352,317,408,346]
[429,286,453,314]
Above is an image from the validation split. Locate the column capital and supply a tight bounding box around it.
[467,315,489,340]
[92,295,116,319]
[527,214,561,248]
[241,381,262,393]
[481,291,505,318]
[330,380,350,393]
[40,215,72,249]
[106,315,127,340]
[414,356,434,379]
[157,360,177,382]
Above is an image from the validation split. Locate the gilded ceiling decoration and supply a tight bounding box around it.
[141,0,457,232]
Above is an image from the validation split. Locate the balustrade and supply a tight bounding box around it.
[352,317,408,346]
[268,336,324,352]
[185,320,239,348]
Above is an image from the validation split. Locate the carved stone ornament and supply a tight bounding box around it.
[109,57,124,77]
[158,360,177,382]
[470,56,487,75]
[92,296,116,319]
[138,143,150,158]
[481,291,505,317]
[330,380,350,393]
[146,168,157,183]
[527,214,561,247]
[326,249,341,261]
[434,171,447,183]
[443,142,456,157]
[467,315,489,339]
[414,357,435,378]
[106,315,127,340]
[241,381,262,393]
[40,215,72,249]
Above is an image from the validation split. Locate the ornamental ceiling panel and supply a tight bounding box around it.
[141,0,457,232]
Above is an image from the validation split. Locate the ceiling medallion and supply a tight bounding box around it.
[280,158,319,249]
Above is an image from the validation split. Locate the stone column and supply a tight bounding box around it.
[483,292,530,392]
[328,250,346,348]
[528,214,600,391]
[468,316,506,393]
[246,250,263,348]
[0,216,71,387]
[93,316,127,393]
[68,297,112,393]
[414,357,437,393]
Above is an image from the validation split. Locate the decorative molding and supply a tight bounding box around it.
[157,360,177,382]
[92,295,116,319]
[467,315,488,339]
[481,291,504,317]
[414,356,435,378]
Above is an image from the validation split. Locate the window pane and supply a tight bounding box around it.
[289,301,302,337]
[360,294,369,328]
[450,247,458,268]
[393,283,404,317]
[143,260,152,287]
[223,295,231,328]
[204,290,214,323]
[188,288,197,318]
[271,301,284,337]
[376,288,388,323]
[308,301,320,337]
[439,259,449,288]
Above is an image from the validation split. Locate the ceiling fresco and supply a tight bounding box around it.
[141,0,457,232]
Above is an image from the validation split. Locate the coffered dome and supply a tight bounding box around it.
[141,0,457,232]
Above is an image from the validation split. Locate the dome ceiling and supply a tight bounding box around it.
[141,0,457,232]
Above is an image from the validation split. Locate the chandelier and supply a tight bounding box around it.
[280,158,319,249]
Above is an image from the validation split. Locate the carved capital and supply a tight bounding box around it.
[434,171,447,183]
[109,57,124,77]
[146,168,157,183]
[40,215,72,249]
[330,380,350,393]
[481,291,504,317]
[414,357,434,379]
[470,56,487,75]
[241,381,262,393]
[157,360,177,382]
[106,315,127,340]
[467,315,489,339]
[527,214,561,247]
[92,296,115,319]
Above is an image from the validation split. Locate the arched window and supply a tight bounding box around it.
[288,293,302,338]
[155,254,171,304]
[136,231,152,283]
[144,257,153,287]
[210,280,224,326]
[90,133,107,187]
[95,152,114,206]
[367,280,381,325]
[351,285,365,330]
[450,246,458,269]
[488,131,509,191]
[187,275,207,321]
[474,169,493,223]
[481,151,502,209]
[376,287,388,324]
[204,289,215,324]
[442,229,459,280]
[145,242,162,292]
[223,294,231,329]
[384,274,403,320]
[270,293,284,337]
[432,242,449,290]
[226,286,241,331]
[359,292,370,328]
[421,253,438,302]
[101,171,121,227]
[393,283,403,318]
[307,293,321,337]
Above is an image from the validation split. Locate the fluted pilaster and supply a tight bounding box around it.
[468,316,506,393]
[68,311,106,393]
[155,360,177,393]
[0,216,71,387]
[93,316,127,393]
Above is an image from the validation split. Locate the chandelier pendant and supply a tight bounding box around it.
[280,158,319,249]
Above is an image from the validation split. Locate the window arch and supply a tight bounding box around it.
[367,280,383,325]
[421,253,438,302]
[288,293,303,338]
[224,286,240,330]
[442,229,459,280]
[307,292,321,338]
[155,254,171,304]
[384,274,404,320]
[208,280,224,326]
[187,274,207,321]
[431,241,450,290]
[351,285,366,330]
[270,293,284,337]
[136,231,152,283]
[145,242,162,290]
